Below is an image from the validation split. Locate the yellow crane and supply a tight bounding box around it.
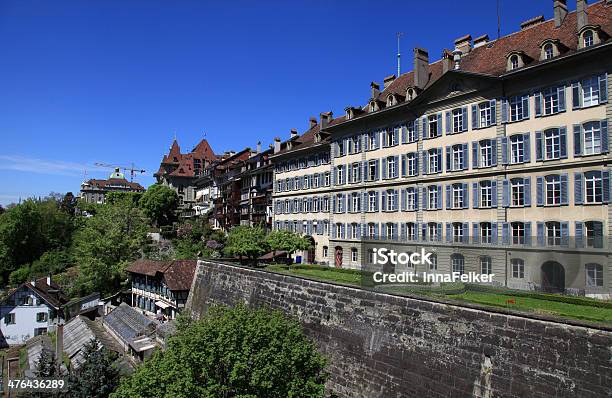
[94,162,146,182]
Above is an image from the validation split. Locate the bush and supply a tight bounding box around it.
[9,266,30,286]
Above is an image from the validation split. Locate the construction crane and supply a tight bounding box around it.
[94,162,146,182]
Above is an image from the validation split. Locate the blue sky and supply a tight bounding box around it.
[0,0,557,205]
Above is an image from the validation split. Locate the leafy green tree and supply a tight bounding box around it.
[30,250,73,278]
[68,340,120,398]
[0,205,4,215]
[71,196,148,296]
[139,184,178,226]
[8,266,30,286]
[224,225,267,264]
[266,230,313,263]
[111,305,327,398]
[171,218,226,260]
[106,191,143,206]
[60,192,77,216]
[23,348,65,398]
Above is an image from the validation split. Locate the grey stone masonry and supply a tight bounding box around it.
[186,260,612,398]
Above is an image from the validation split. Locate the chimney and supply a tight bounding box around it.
[554,0,568,28]
[290,129,298,139]
[309,117,317,129]
[320,112,332,129]
[453,49,463,70]
[31,278,36,287]
[441,49,453,74]
[473,34,489,49]
[256,141,261,154]
[454,35,472,55]
[274,137,281,153]
[521,15,545,30]
[383,74,396,89]
[46,274,51,286]
[413,48,429,89]
[370,82,380,99]
[577,0,588,30]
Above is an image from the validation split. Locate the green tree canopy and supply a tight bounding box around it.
[139,184,178,226]
[224,225,268,263]
[266,230,313,258]
[111,305,327,398]
[68,340,120,398]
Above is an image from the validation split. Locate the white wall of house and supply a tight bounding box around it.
[0,302,54,345]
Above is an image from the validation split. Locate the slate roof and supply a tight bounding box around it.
[104,303,157,344]
[63,315,123,369]
[5,277,71,309]
[82,178,144,191]
[125,259,198,291]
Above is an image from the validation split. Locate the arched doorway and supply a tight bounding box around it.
[334,246,343,268]
[306,236,316,264]
[541,261,565,293]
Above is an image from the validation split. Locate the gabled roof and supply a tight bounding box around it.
[273,115,346,157]
[104,302,157,343]
[125,259,197,291]
[82,178,144,191]
[3,277,70,309]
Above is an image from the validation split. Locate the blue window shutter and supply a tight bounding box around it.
[375,191,380,211]
[446,185,451,209]
[558,86,566,112]
[537,222,545,246]
[560,174,568,205]
[364,133,370,151]
[445,111,452,134]
[421,223,426,241]
[502,222,509,245]
[401,155,407,177]
[491,223,498,245]
[437,185,442,209]
[534,91,542,117]
[559,127,567,159]
[393,190,399,211]
[422,187,427,210]
[603,170,610,204]
[501,137,508,165]
[356,223,361,239]
[503,179,510,207]
[561,221,569,247]
[572,81,581,109]
[490,100,497,125]
[471,105,478,129]
[463,183,469,209]
[446,223,452,243]
[522,94,530,119]
[472,223,479,244]
[393,223,398,240]
[523,133,531,162]
[535,131,543,161]
[414,188,419,211]
[446,146,452,171]
[536,176,544,206]
[525,222,532,246]
[401,223,407,241]
[574,173,583,205]
[501,98,508,123]
[382,158,387,179]
[393,127,399,146]
[362,192,367,211]
[347,164,352,183]
[375,159,380,180]
[491,180,498,207]
[524,177,531,206]
[575,221,584,248]
[599,73,608,104]
[437,113,442,136]
[422,151,428,175]
[343,194,348,213]
[462,143,468,170]
[347,194,352,213]
[422,117,428,140]
[472,141,479,168]
[415,153,420,176]
[473,182,479,208]
[374,223,379,239]
[436,223,442,242]
[461,107,468,132]
[601,120,609,154]
[463,223,469,244]
[492,138,498,166]
[394,156,399,178]
[401,189,406,211]
[401,125,407,144]
[437,148,442,172]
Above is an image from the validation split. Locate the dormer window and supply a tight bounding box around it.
[584,30,594,47]
[579,26,602,49]
[286,141,293,150]
[510,55,519,70]
[314,133,321,143]
[544,43,554,60]
[345,109,352,120]
[370,101,377,112]
[387,95,396,107]
[506,51,528,71]
[406,88,415,101]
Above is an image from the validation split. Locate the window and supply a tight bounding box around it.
[34,328,47,336]
[351,248,358,262]
[510,178,525,206]
[368,223,376,239]
[323,246,328,258]
[452,184,464,209]
[480,256,492,275]
[510,135,525,164]
[386,189,396,211]
[324,172,330,186]
[428,115,438,139]
[406,223,416,241]
[407,153,417,176]
[480,222,492,244]
[511,259,524,278]
[406,122,416,143]
[428,149,439,173]
[545,175,561,205]
[510,55,519,70]
[585,221,604,248]
[336,166,345,185]
[335,223,343,238]
[480,140,493,167]
[386,223,396,240]
[428,223,439,241]
[512,222,525,244]
[453,223,463,243]
[480,181,492,207]
[479,102,493,128]
[542,86,561,115]
[351,193,360,212]
[323,221,329,235]
[580,76,602,107]
[584,30,594,48]
[303,176,310,189]
[586,263,603,287]
[544,43,554,60]
[585,171,603,204]
[546,221,562,246]
[369,131,378,150]
[322,196,330,212]
[451,254,465,275]
[406,189,416,211]
[351,136,361,154]
[368,191,377,212]
[428,186,438,209]
[336,194,345,213]
[368,160,377,181]
[351,223,359,239]
[583,122,602,155]
[452,108,464,133]
[544,129,561,160]
[509,95,528,122]
[452,145,463,170]
[351,163,360,183]
[337,140,345,156]
[36,312,48,323]
[387,156,397,178]
[4,313,15,325]
[386,129,397,147]
[429,254,437,271]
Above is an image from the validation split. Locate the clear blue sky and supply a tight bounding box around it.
[0,0,558,205]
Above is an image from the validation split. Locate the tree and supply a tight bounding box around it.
[60,192,77,216]
[111,305,327,398]
[23,348,65,398]
[139,184,178,226]
[71,196,148,296]
[67,340,119,398]
[266,230,313,263]
[224,225,267,264]
[105,191,143,206]
[0,205,4,215]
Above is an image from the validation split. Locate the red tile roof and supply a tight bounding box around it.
[125,259,197,291]
[156,138,218,179]
[84,178,144,191]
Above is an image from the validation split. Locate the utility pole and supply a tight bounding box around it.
[396,32,404,77]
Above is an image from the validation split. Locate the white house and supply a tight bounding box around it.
[0,276,69,347]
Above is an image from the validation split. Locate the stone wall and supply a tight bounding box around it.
[186,261,612,397]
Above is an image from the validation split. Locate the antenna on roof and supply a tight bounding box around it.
[396,32,404,77]
[497,0,501,39]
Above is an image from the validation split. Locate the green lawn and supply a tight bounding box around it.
[264,264,612,325]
